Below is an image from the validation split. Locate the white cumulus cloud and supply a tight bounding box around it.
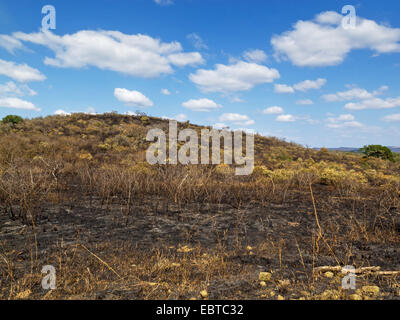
[168,52,204,67]
[0,97,40,111]
[296,99,313,105]
[187,33,208,50]
[276,114,296,122]
[0,81,37,97]
[293,78,326,92]
[174,113,187,122]
[243,49,268,63]
[189,61,280,93]
[0,59,46,82]
[326,114,363,128]
[12,30,203,78]
[382,113,400,122]
[161,88,171,95]
[219,113,254,125]
[275,79,326,94]
[263,106,284,114]
[162,113,188,121]
[0,35,24,53]
[54,109,71,116]
[182,98,222,112]
[213,123,229,130]
[274,84,294,94]
[322,85,387,102]
[345,97,400,110]
[271,11,400,66]
[114,88,154,107]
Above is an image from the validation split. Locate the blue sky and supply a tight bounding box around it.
[0,0,400,147]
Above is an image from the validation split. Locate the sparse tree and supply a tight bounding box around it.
[359,144,394,162]
[2,115,23,126]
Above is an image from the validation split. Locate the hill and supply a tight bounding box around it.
[320,147,400,153]
[0,113,399,300]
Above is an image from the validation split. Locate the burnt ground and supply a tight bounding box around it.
[0,186,399,300]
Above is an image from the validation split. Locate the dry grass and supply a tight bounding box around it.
[0,113,399,300]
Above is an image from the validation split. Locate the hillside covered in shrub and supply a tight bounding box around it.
[0,113,399,300]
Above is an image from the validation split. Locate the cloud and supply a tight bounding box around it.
[54,109,71,116]
[213,123,229,130]
[322,85,387,102]
[263,106,284,114]
[161,88,171,95]
[114,88,154,107]
[174,113,187,122]
[296,99,313,105]
[219,113,255,125]
[189,61,280,93]
[326,114,363,128]
[167,52,205,67]
[229,96,245,103]
[235,128,256,134]
[274,83,294,94]
[315,11,343,25]
[187,33,208,50]
[0,97,40,111]
[12,30,203,78]
[293,78,326,92]
[124,111,137,116]
[276,114,296,122]
[302,115,319,124]
[325,85,398,115]
[243,49,268,63]
[182,98,222,112]
[275,78,326,94]
[0,35,23,53]
[382,113,400,122]
[0,59,46,82]
[337,114,355,121]
[162,113,187,122]
[345,97,400,110]
[271,11,400,66]
[327,121,363,128]
[0,81,37,97]
[154,0,174,5]
[86,106,96,114]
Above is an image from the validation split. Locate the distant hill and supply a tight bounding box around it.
[315,147,400,153]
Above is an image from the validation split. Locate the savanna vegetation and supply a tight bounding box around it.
[0,113,399,300]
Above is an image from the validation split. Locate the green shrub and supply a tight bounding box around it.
[360,145,394,162]
[2,115,23,125]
